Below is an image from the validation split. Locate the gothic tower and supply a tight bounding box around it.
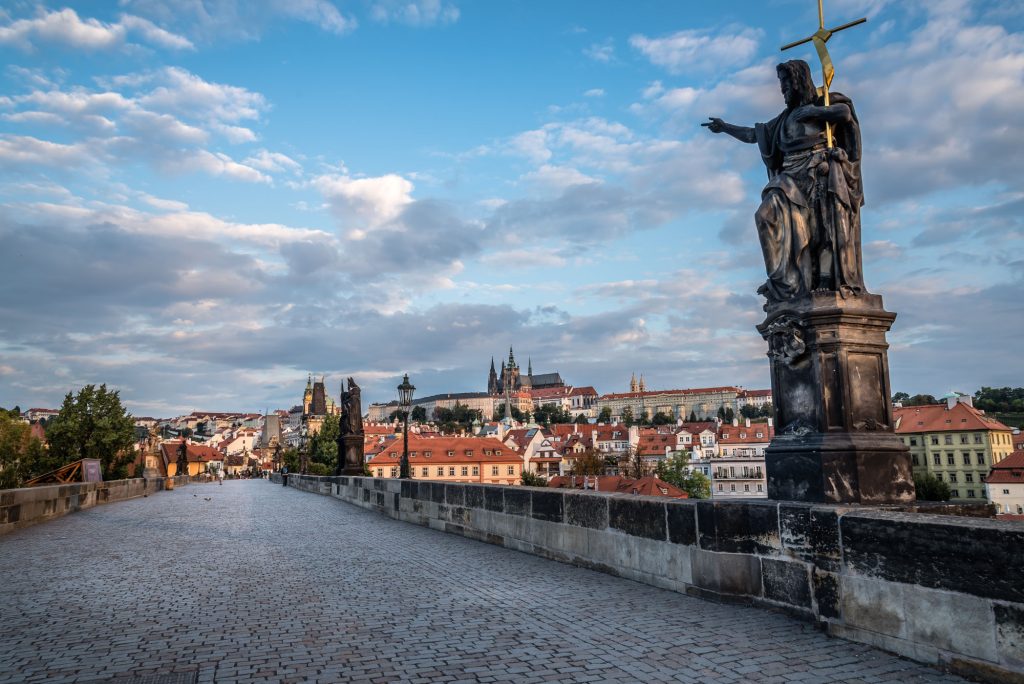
[488,357,499,395]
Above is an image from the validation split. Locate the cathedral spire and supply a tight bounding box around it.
[528,357,533,376]
[508,346,516,367]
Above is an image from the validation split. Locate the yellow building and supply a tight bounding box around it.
[894,396,1014,502]
[367,436,522,485]
[160,440,223,477]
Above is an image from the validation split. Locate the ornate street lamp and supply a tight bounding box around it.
[397,373,415,479]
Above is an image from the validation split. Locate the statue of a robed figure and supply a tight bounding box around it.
[336,377,366,476]
[703,7,914,504]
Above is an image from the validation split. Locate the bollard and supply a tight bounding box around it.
[166,476,175,491]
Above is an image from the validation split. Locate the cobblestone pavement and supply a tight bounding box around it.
[0,481,968,684]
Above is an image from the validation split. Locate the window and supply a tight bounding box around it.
[437,467,444,476]
[1004,489,1011,495]
[962,453,971,465]
[936,473,944,481]
[951,489,960,498]
[965,473,974,483]
[730,484,736,492]
[756,432,763,439]
[977,452,986,465]
[912,454,920,466]
[960,435,969,444]
[376,468,383,477]
[718,484,723,491]
[491,466,498,476]
[390,466,398,477]
[447,451,454,457]
[931,436,939,445]
[974,434,983,444]
[944,435,953,445]
[472,466,479,476]
[910,437,918,446]
[933,454,941,466]
[465,450,473,457]
[744,484,750,492]
[461,466,468,476]
[507,465,515,475]
[449,467,456,476]
[424,451,432,458]
[967,490,976,498]
[947,453,955,465]
[409,451,417,458]
[421,467,428,477]
[947,473,955,483]
[757,484,763,492]
[495,450,502,456]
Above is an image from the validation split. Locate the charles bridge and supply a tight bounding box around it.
[1,476,1021,683]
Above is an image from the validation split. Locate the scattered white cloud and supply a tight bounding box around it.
[370,0,460,26]
[630,26,762,74]
[583,39,614,63]
[584,88,605,98]
[0,8,193,52]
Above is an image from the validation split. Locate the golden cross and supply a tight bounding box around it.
[781,0,866,148]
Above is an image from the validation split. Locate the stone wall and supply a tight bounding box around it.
[276,473,1024,683]
[0,475,190,536]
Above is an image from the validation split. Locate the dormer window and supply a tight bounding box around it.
[409,451,417,458]
[424,451,432,458]
[465,450,473,456]
[447,451,455,457]
[496,450,502,456]
[756,432,763,439]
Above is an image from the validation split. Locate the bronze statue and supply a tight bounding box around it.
[175,439,189,478]
[337,377,365,475]
[704,59,864,301]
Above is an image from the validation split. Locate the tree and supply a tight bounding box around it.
[309,414,339,472]
[46,384,136,480]
[436,402,482,433]
[597,407,612,423]
[622,446,649,479]
[492,404,525,424]
[410,406,427,422]
[519,470,548,487]
[568,448,606,476]
[688,410,697,422]
[892,392,910,404]
[651,411,673,426]
[621,406,635,427]
[654,451,711,499]
[975,387,1024,413]
[574,413,590,425]
[0,411,37,488]
[914,472,951,501]
[724,407,735,423]
[740,404,760,419]
[758,403,773,419]
[717,406,726,421]
[900,394,937,407]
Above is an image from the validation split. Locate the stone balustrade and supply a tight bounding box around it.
[0,475,191,535]
[274,473,1024,683]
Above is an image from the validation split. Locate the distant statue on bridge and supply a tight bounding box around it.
[337,377,365,475]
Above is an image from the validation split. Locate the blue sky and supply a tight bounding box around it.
[1,0,1022,415]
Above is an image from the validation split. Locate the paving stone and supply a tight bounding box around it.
[0,481,969,684]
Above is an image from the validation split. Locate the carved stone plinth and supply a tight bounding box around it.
[758,292,915,504]
[338,434,365,476]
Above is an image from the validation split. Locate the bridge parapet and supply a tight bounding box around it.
[275,473,1024,683]
[0,475,191,535]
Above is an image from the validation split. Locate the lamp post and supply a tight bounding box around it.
[397,373,415,479]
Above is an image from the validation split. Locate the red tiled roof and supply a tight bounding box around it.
[719,425,774,444]
[548,475,688,498]
[529,387,572,399]
[569,386,597,396]
[738,389,772,398]
[986,450,1024,484]
[894,403,1012,434]
[160,440,222,464]
[599,386,740,400]
[369,436,520,465]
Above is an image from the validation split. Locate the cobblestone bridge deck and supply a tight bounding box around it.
[0,481,967,684]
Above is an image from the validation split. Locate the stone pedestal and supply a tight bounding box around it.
[758,292,915,504]
[339,434,365,476]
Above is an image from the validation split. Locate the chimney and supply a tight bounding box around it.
[767,417,773,428]
[946,395,957,410]
[745,418,751,428]
[732,418,738,427]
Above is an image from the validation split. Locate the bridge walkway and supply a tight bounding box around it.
[0,481,966,683]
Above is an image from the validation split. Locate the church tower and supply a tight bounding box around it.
[488,357,499,395]
[303,373,314,414]
[639,374,646,393]
[630,373,638,393]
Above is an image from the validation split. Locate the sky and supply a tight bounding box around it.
[0,0,1022,416]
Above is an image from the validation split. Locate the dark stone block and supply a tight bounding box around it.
[393,493,400,512]
[400,480,413,499]
[361,488,370,502]
[841,512,1024,603]
[373,478,385,491]
[445,484,466,507]
[762,558,811,609]
[375,492,384,507]
[779,503,841,570]
[608,498,666,540]
[565,493,607,529]
[697,501,780,555]
[484,486,504,512]
[531,490,563,523]
[338,477,349,486]
[812,569,840,618]
[465,486,484,510]
[430,482,445,504]
[445,523,465,536]
[667,502,697,546]
[504,488,530,517]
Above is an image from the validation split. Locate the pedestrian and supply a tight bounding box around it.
[218,469,224,485]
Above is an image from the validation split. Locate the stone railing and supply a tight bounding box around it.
[0,475,190,536]
[274,473,1024,683]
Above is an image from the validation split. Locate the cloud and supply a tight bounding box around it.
[0,8,193,52]
[583,40,614,63]
[630,26,762,75]
[584,88,605,98]
[370,0,460,26]
[313,173,415,233]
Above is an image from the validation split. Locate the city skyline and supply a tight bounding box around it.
[1,1,1022,415]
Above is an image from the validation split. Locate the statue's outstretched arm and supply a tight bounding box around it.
[795,103,851,124]
[702,117,756,143]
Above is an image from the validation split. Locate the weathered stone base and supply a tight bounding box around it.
[767,432,915,504]
[339,434,365,476]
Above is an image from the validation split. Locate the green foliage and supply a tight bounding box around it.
[621,406,635,427]
[492,404,526,423]
[411,406,427,422]
[893,393,937,406]
[759,403,773,418]
[519,470,548,486]
[309,414,339,471]
[532,403,573,425]
[0,412,32,488]
[724,407,735,423]
[568,448,606,476]
[597,407,612,423]
[974,387,1024,413]
[307,462,332,476]
[623,447,648,479]
[688,410,697,422]
[574,413,590,424]
[281,447,300,472]
[655,451,711,499]
[45,384,136,480]
[436,402,482,434]
[914,472,951,501]
[651,411,673,425]
[739,404,759,419]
